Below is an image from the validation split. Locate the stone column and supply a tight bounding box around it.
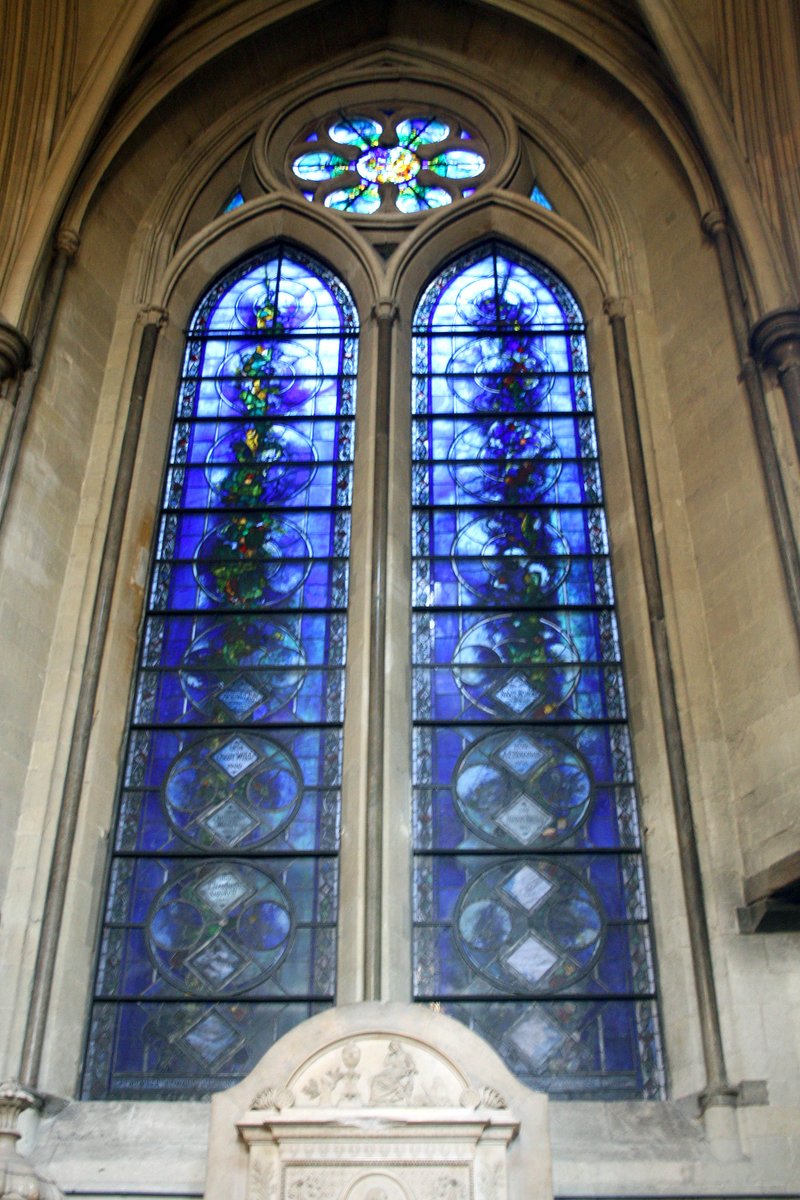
[604,296,737,1114]
[364,298,398,1001]
[702,211,800,643]
[0,229,79,534]
[750,307,800,466]
[18,305,168,1089]
[0,318,30,457]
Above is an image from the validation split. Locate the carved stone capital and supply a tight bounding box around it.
[700,209,727,240]
[137,305,169,329]
[0,1082,63,1199]
[602,296,628,322]
[749,307,800,373]
[0,1081,38,1133]
[54,228,80,258]
[0,318,31,382]
[372,299,399,324]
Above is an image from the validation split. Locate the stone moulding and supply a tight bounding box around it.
[0,316,30,382]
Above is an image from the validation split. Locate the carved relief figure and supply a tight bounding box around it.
[368,1041,417,1105]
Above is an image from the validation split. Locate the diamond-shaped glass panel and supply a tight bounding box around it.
[187,936,247,987]
[505,933,559,985]
[219,677,264,718]
[212,736,259,778]
[180,1011,242,1068]
[202,800,258,846]
[495,795,549,843]
[508,1009,567,1068]
[196,868,250,914]
[493,673,540,714]
[498,734,549,777]
[502,864,552,911]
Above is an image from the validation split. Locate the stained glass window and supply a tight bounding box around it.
[411,244,664,1099]
[290,111,485,214]
[83,247,357,1099]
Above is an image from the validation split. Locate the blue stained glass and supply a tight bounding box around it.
[396,117,450,145]
[396,185,452,214]
[329,116,382,147]
[221,189,245,214]
[428,150,485,179]
[531,184,554,211]
[325,185,381,214]
[293,152,350,180]
[411,244,663,1100]
[84,248,357,1100]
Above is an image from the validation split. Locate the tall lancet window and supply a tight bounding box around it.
[411,244,664,1099]
[84,248,357,1099]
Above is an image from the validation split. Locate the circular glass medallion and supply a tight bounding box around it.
[356,145,421,185]
[146,861,293,995]
[454,730,593,847]
[205,422,317,507]
[447,336,554,412]
[233,277,318,333]
[453,271,540,328]
[448,419,562,504]
[163,732,302,850]
[452,613,581,718]
[216,340,322,416]
[454,859,604,993]
[179,617,306,721]
[193,515,310,607]
[452,513,570,604]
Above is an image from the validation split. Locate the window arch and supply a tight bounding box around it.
[410,243,664,1099]
[83,246,358,1099]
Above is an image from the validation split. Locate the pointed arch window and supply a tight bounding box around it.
[410,244,664,1099]
[83,231,665,1104]
[83,247,358,1099]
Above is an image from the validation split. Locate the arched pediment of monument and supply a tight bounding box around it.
[204,1003,551,1200]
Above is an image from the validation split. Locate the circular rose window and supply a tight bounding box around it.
[289,110,487,215]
